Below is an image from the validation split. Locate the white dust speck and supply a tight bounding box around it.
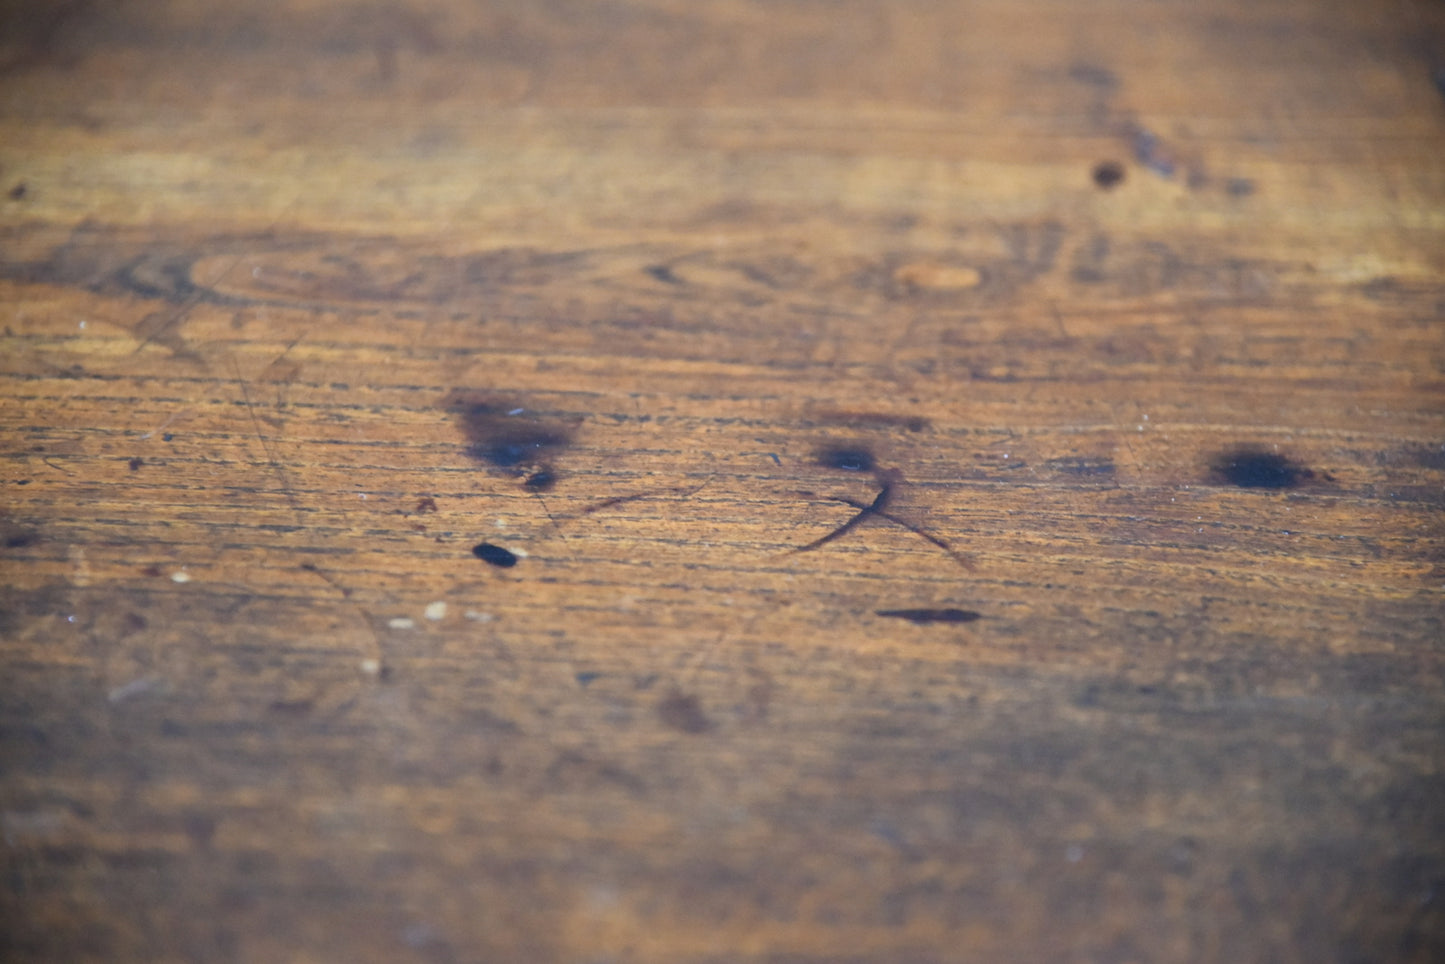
[463,610,493,623]
[424,601,447,621]
[507,407,524,416]
[171,570,191,583]
[387,617,415,630]
[78,320,87,330]
[359,658,381,675]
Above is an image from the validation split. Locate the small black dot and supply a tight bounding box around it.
[819,447,875,472]
[472,542,518,567]
[1092,161,1125,189]
[8,183,27,200]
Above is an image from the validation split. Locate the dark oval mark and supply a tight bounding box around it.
[876,608,982,625]
[1092,160,1125,189]
[8,183,26,201]
[472,543,518,567]
[657,691,711,733]
[818,447,876,472]
[1225,177,1256,197]
[1211,449,1313,489]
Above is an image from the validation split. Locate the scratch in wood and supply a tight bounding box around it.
[232,357,303,524]
[793,482,892,553]
[826,494,975,570]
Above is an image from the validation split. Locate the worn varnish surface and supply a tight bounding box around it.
[2,1,1444,961]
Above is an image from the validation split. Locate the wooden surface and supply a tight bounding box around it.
[2,1,1444,961]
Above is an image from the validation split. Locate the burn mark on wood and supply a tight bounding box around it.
[1211,449,1314,489]
[472,543,519,568]
[876,608,981,625]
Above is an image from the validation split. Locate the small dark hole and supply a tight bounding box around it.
[472,542,518,567]
[819,447,875,472]
[1092,161,1125,189]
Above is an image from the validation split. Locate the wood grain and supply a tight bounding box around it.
[2,1,1443,961]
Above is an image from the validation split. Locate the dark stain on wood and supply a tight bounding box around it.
[445,392,571,475]
[472,542,518,567]
[876,608,982,625]
[657,691,711,733]
[1211,449,1313,489]
[523,468,557,491]
[817,446,877,472]
[128,457,144,471]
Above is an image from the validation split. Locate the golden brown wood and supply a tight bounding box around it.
[2,1,1444,961]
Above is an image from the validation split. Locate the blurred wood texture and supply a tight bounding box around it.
[2,1,1444,961]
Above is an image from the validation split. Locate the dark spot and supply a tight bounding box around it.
[1225,177,1256,197]
[818,447,876,472]
[141,565,163,578]
[119,612,148,637]
[162,433,174,442]
[645,264,681,285]
[1211,449,1313,489]
[128,457,144,471]
[8,183,26,200]
[15,479,31,485]
[445,392,571,472]
[414,496,437,513]
[1434,67,1445,100]
[1092,161,1125,189]
[657,691,711,733]
[876,608,982,625]
[472,542,518,567]
[575,672,601,687]
[523,468,556,491]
